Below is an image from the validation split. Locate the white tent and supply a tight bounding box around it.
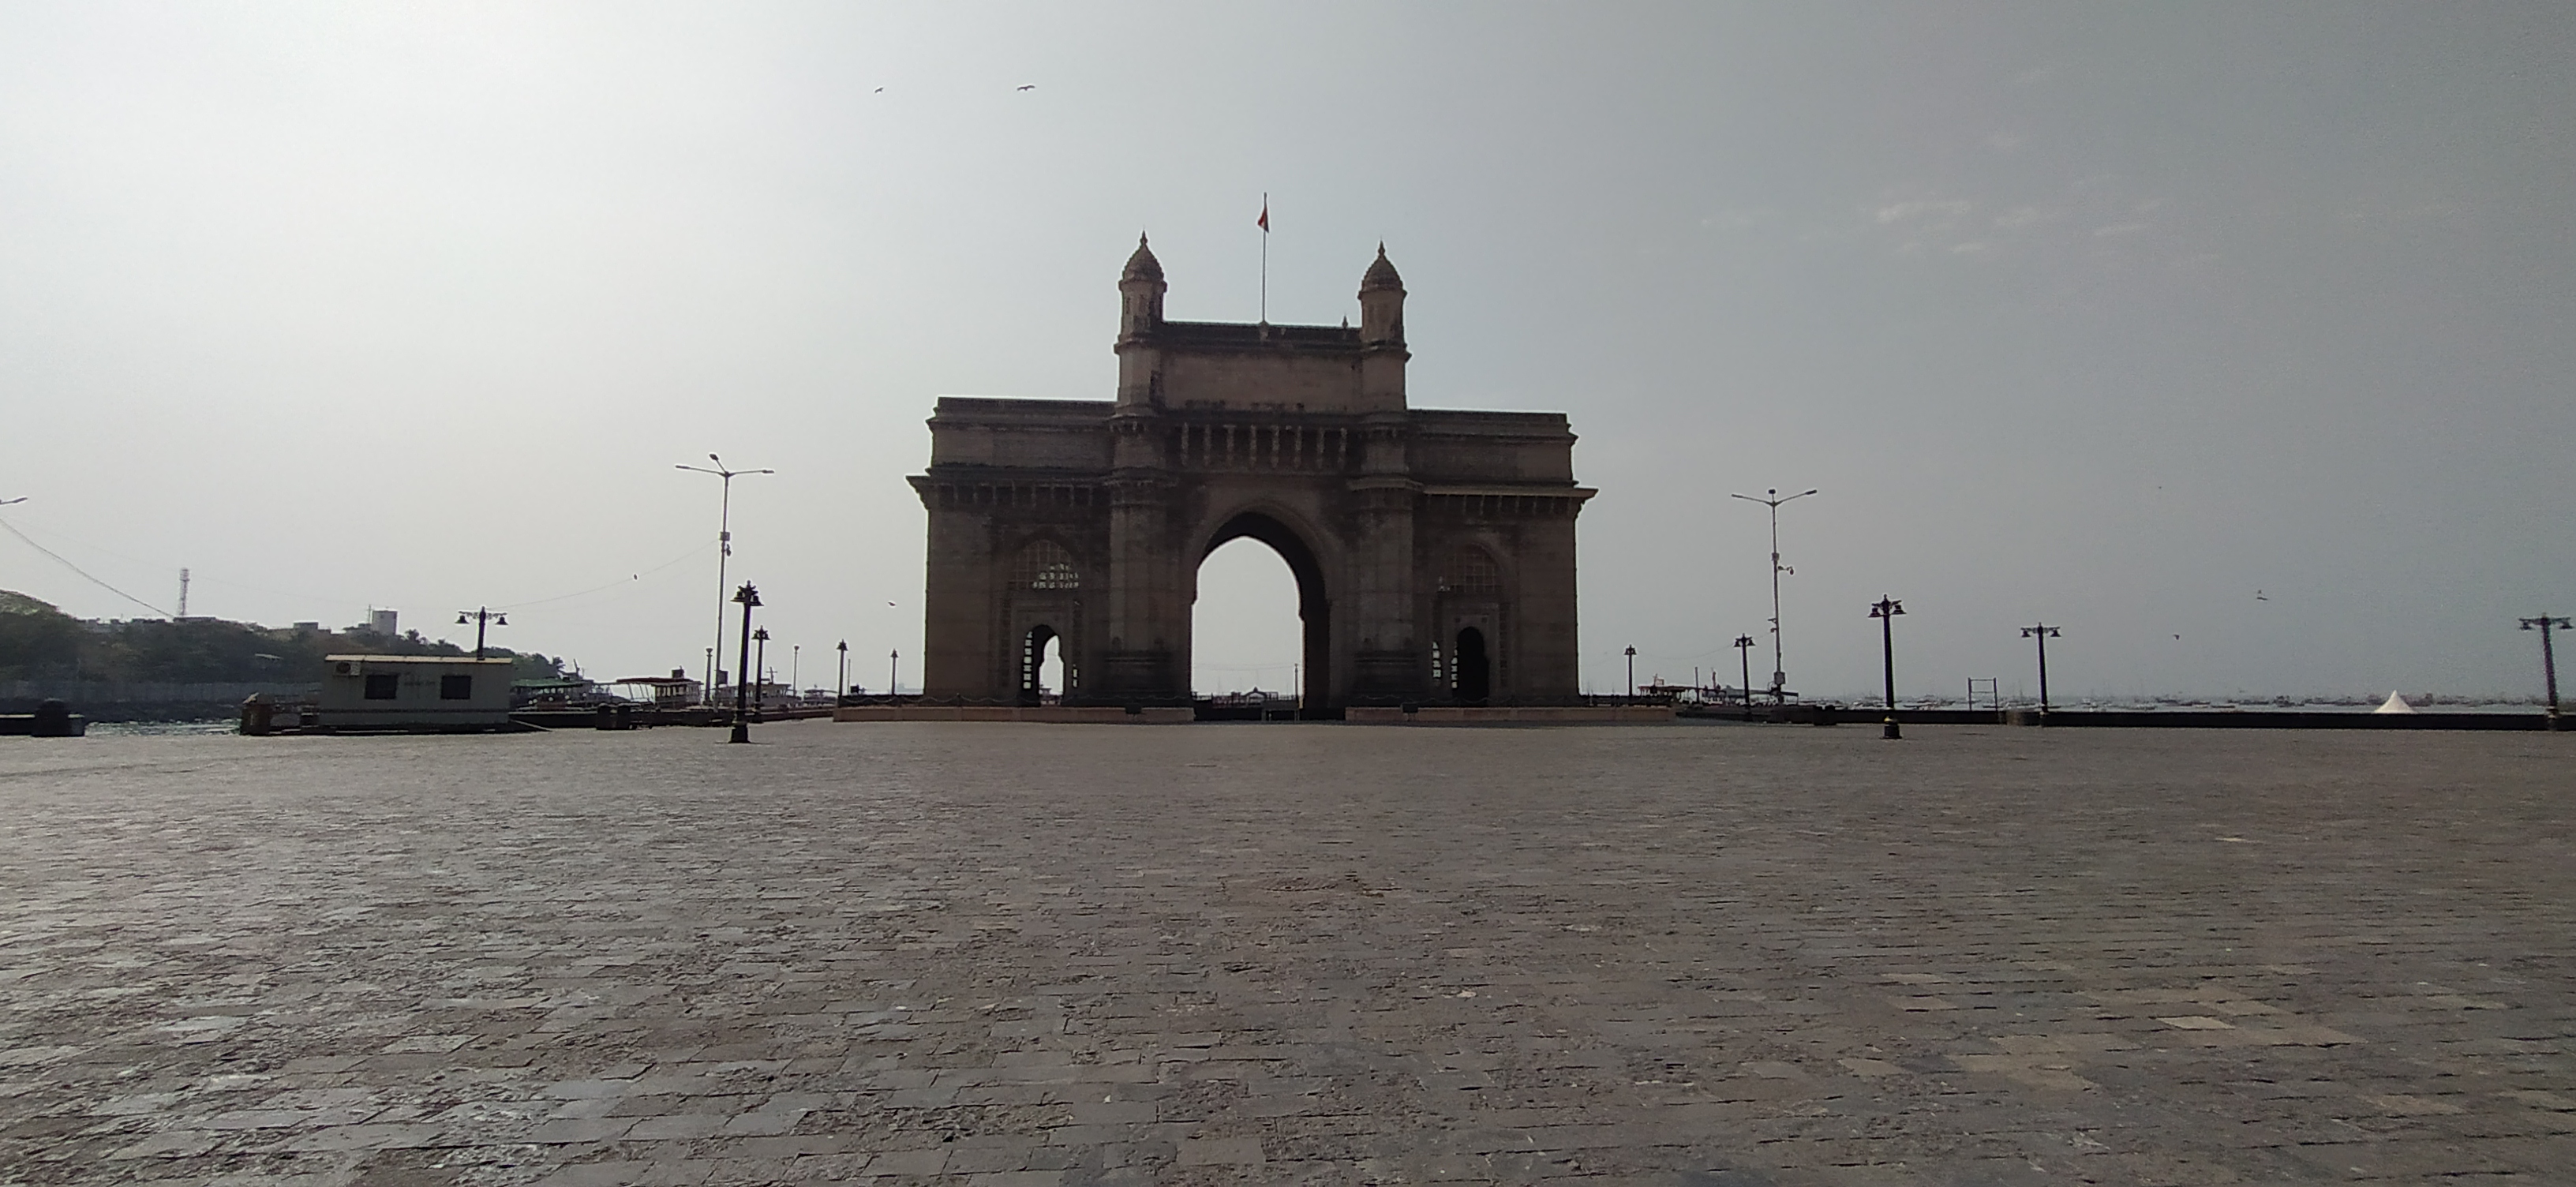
[2373,690,2417,714]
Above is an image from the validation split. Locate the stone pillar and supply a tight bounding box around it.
[1344,413,1423,703]
[1095,410,1184,703]
[915,481,1000,701]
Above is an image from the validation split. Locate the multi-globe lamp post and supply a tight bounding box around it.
[1869,597,1904,740]
[728,582,761,743]
[1732,634,1757,721]
[2020,623,2061,717]
[455,608,507,658]
[2522,615,2570,731]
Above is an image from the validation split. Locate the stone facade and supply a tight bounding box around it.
[909,238,1593,711]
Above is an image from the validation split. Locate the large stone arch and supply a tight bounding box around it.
[910,238,1593,713]
[1196,505,1336,713]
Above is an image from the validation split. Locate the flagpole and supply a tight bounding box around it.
[1259,192,1269,325]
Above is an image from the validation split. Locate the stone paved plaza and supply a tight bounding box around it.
[2,722,2570,1185]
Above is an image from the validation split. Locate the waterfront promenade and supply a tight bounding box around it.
[2,723,2569,1184]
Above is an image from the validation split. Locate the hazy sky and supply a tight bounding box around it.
[3,2,2570,701]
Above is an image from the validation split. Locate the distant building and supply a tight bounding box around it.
[316,655,514,731]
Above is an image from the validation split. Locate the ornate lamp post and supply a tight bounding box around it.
[1870,597,1904,740]
[1729,488,1818,706]
[455,608,507,658]
[837,640,849,700]
[2020,623,2061,716]
[2522,615,2570,731]
[889,649,900,698]
[1732,634,1757,721]
[752,628,770,722]
[1623,646,1637,700]
[729,583,761,743]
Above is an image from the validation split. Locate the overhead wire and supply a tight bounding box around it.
[493,540,713,612]
[0,515,174,618]
[0,511,711,623]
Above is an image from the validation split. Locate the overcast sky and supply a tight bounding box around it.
[3,2,2570,702]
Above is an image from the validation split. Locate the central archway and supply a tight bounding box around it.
[1199,511,1331,717]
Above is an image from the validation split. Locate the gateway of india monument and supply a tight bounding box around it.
[909,238,1593,714]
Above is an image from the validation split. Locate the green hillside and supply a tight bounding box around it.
[0,591,569,683]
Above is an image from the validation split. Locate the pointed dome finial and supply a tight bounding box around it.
[1361,242,1402,292]
[1121,234,1163,283]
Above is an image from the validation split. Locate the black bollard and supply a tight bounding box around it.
[32,699,79,738]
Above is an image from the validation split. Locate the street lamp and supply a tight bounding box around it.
[677,455,773,703]
[837,640,849,701]
[2020,623,2061,716]
[1732,634,1757,721]
[752,628,770,722]
[729,583,762,743]
[889,649,900,698]
[1729,487,1818,706]
[2522,615,2570,731]
[1623,646,1637,700]
[791,643,800,698]
[455,608,507,659]
[1870,597,1905,740]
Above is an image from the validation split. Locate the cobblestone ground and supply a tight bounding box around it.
[1,722,2570,1185]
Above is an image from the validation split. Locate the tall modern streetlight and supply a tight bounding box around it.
[729,583,762,743]
[2020,623,2061,716]
[1732,634,1757,721]
[455,608,507,658]
[2522,615,2570,731]
[1730,488,1818,706]
[678,455,773,703]
[1870,597,1905,740]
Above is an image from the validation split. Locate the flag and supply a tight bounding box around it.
[1257,197,1268,233]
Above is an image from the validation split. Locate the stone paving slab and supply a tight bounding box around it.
[0,723,2570,1184]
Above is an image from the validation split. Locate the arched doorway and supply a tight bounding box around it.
[1454,626,1491,705]
[1020,625,1061,706]
[1194,539,1301,702]
[1200,511,1330,717]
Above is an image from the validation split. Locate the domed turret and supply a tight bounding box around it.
[1361,242,1403,293]
[1358,242,1405,346]
[1118,233,1166,339]
[1121,234,1164,283]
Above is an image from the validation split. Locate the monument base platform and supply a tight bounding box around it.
[833,706,1195,725]
[1345,705,1676,725]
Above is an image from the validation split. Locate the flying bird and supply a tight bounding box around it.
[2255,590,2269,601]
[1016,84,1035,91]
[874,87,885,93]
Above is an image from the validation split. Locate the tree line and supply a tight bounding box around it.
[0,590,570,684]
